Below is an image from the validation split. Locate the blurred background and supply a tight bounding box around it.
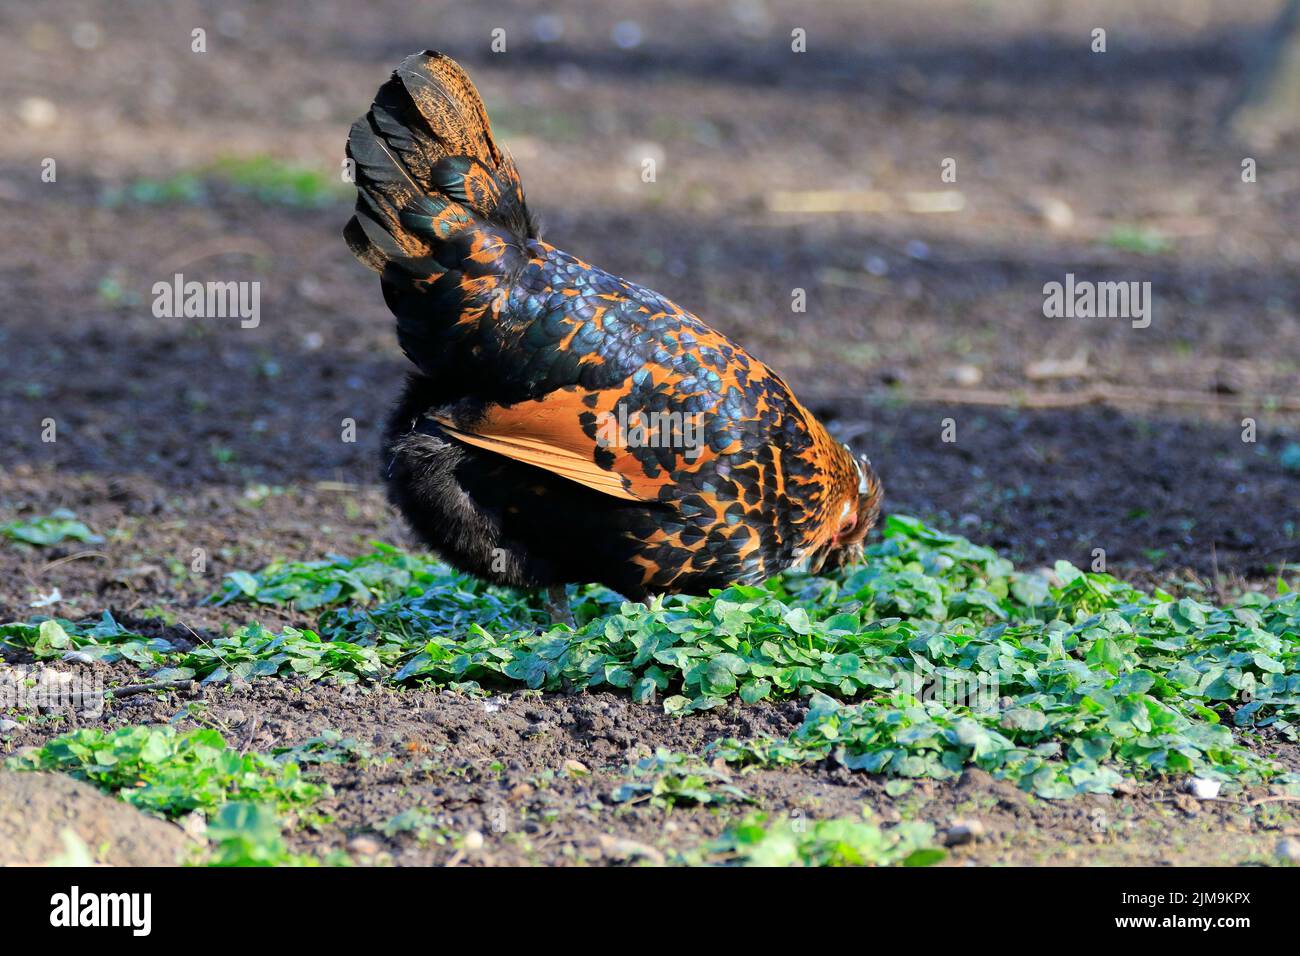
[0,0,1296,622]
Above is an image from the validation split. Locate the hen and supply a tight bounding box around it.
[345,51,882,619]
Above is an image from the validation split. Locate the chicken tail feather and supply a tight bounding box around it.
[344,50,535,278]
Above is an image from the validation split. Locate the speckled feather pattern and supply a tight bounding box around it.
[347,51,880,598]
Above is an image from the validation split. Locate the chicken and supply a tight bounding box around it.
[344,51,882,618]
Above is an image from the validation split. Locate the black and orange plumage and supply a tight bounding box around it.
[345,51,882,613]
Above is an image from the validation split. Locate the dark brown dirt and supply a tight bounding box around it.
[4,677,1297,866]
[1,0,1298,865]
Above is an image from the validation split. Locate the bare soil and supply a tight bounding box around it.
[0,770,192,866]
